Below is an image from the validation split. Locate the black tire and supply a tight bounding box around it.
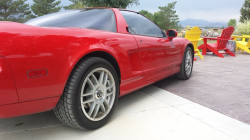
[53,57,119,130]
[176,46,194,80]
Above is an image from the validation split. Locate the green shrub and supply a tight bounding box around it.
[235,19,250,35]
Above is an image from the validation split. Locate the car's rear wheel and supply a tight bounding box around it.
[176,46,193,80]
[54,57,119,130]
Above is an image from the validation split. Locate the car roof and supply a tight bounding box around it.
[81,7,138,13]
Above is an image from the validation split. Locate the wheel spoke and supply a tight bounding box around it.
[104,99,109,109]
[81,92,93,97]
[103,73,108,86]
[88,102,96,116]
[100,104,106,113]
[106,91,113,97]
[99,71,104,84]
[91,74,99,85]
[93,104,100,118]
[186,65,190,72]
[106,85,113,90]
[186,67,191,73]
[187,52,191,59]
[87,78,95,90]
[82,98,94,104]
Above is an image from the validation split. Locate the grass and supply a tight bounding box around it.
[197,40,217,47]
[197,40,217,52]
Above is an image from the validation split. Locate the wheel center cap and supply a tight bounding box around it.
[95,89,104,100]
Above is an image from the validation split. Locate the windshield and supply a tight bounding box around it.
[25,9,117,32]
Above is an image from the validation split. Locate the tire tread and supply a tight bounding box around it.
[54,57,111,130]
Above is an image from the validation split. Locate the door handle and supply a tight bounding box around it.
[140,39,142,43]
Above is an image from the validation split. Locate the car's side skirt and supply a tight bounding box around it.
[0,96,60,118]
[120,69,179,97]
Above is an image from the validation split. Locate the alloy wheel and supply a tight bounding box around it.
[80,68,116,121]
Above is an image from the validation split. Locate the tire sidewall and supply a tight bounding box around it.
[70,58,119,130]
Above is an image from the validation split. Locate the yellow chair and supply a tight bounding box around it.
[185,26,204,60]
[232,35,250,53]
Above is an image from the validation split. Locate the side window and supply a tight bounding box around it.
[120,11,164,37]
[25,9,117,32]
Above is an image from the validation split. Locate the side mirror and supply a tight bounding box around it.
[166,30,178,40]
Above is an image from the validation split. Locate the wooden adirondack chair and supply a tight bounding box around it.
[198,26,235,58]
[232,35,250,54]
[185,26,203,60]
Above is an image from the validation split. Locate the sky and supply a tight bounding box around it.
[26,0,245,22]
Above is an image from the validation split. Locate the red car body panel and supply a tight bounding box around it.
[0,97,60,118]
[0,57,19,105]
[0,8,191,118]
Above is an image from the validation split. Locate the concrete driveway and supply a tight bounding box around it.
[0,85,250,140]
[1,53,250,140]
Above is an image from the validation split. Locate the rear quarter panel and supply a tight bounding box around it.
[0,57,18,105]
[0,23,140,102]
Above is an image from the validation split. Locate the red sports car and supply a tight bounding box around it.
[0,8,194,130]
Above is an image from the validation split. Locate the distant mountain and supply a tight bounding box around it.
[179,18,227,27]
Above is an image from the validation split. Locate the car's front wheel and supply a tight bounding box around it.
[176,46,194,80]
[54,57,119,130]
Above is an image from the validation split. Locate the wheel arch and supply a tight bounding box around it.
[70,51,121,84]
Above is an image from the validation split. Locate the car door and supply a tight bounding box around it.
[120,11,181,80]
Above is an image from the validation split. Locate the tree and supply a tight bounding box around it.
[0,0,33,22]
[228,19,236,27]
[64,0,86,10]
[153,1,179,31]
[79,0,139,8]
[152,11,160,24]
[139,10,153,21]
[240,0,250,22]
[31,0,62,17]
